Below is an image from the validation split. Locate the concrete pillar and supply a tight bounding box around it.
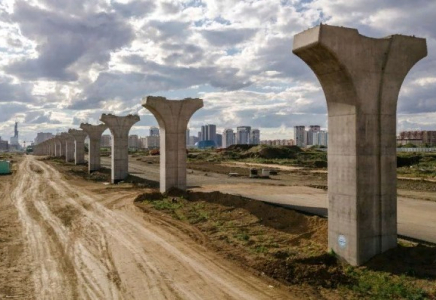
[55,136,65,157]
[293,25,427,265]
[142,96,203,193]
[68,129,87,165]
[49,139,56,156]
[100,114,140,184]
[80,123,108,173]
[61,133,75,162]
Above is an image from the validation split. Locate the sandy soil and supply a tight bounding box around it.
[2,155,295,299]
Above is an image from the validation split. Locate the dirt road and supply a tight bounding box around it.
[3,155,293,299]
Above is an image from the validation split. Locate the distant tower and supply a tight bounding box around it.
[14,122,18,137]
[10,122,19,147]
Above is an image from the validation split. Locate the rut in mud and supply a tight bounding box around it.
[6,156,293,300]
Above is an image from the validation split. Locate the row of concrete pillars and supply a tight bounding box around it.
[34,25,428,266]
[33,96,203,189]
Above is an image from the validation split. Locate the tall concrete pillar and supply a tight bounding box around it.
[49,139,56,156]
[61,133,75,162]
[55,136,65,157]
[80,123,108,173]
[68,129,87,165]
[142,96,203,193]
[293,25,427,265]
[100,114,140,184]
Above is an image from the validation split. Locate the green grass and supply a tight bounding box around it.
[345,267,427,300]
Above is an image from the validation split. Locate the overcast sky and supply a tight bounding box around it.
[0,0,435,144]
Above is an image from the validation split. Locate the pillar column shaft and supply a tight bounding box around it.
[89,138,101,172]
[100,115,139,184]
[293,25,427,265]
[80,123,108,173]
[142,96,203,193]
[68,129,87,165]
[66,140,74,162]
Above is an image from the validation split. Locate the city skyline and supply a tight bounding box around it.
[0,1,435,144]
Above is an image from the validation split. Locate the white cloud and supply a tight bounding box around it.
[0,0,435,143]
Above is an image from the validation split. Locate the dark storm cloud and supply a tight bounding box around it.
[0,77,35,103]
[201,28,258,46]
[5,1,134,81]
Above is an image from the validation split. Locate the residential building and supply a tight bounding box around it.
[149,126,159,137]
[222,129,234,148]
[313,131,328,147]
[236,126,251,144]
[250,129,260,145]
[294,126,306,147]
[201,124,216,142]
[306,125,321,145]
[397,131,436,146]
[216,133,222,147]
[128,135,139,149]
[145,136,160,149]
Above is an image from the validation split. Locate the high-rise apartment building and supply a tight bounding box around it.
[313,131,328,147]
[222,129,234,148]
[294,126,306,147]
[201,124,216,142]
[149,126,159,137]
[306,125,321,145]
[216,133,222,147]
[250,129,260,145]
[236,126,251,144]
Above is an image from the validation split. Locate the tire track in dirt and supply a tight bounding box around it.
[11,157,78,299]
[12,156,294,300]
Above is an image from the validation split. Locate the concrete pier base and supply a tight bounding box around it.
[142,96,203,193]
[68,129,87,165]
[100,114,140,184]
[293,25,427,265]
[80,123,108,173]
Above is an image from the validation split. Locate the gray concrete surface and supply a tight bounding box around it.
[142,96,203,193]
[80,123,108,173]
[68,129,87,165]
[293,25,427,265]
[100,114,140,184]
[61,133,75,163]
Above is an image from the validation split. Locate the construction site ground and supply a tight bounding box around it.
[0,154,435,299]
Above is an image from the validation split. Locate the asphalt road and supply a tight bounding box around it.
[101,157,436,244]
